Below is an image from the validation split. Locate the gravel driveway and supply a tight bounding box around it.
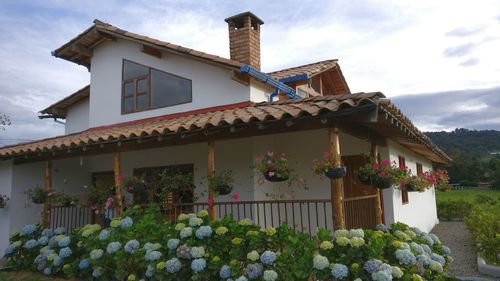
[431,221,496,281]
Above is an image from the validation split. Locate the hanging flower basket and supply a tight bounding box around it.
[25,186,48,205]
[124,177,147,194]
[357,157,408,190]
[324,167,347,179]
[371,175,394,189]
[208,170,235,196]
[264,171,289,182]
[214,185,233,196]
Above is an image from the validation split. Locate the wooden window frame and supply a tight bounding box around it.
[398,156,409,205]
[416,163,423,176]
[121,59,193,114]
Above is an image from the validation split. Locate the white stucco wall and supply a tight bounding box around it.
[381,140,438,232]
[65,99,90,134]
[89,39,255,128]
[0,160,13,256]
[249,81,270,103]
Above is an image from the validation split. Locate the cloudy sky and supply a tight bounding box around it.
[0,0,499,145]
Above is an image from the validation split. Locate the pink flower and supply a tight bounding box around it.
[104,197,113,209]
[382,159,390,166]
[118,175,125,182]
[94,209,100,215]
[379,170,386,177]
[268,171,275,177]
[207,198,214,206]
[267,151,274,157]
[280,157,286,161]
[267,160,273,165]
[232,193,240,200]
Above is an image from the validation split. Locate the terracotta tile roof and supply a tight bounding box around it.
[52,20,244,69]
[0,92,450,163]
[267,59,338,80]
[40,85,90,117]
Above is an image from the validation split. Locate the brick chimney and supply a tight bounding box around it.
[225,12,264,70]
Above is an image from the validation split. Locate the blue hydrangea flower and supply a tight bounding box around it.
[120,217,133,229]
[79,259,89,270]
[431,253,446,265]
[90,249,104,260]
[21,225,37,236]
[191,258,206,273]
[106,242,121,254]
[363,259,383,273]
[24,239,38,249]
[331,263,348,279]
[59,247,72,258]
[48,236,58,247]
[349,229,364,238]
[54,227,65,235]
[416,254,431,266]
[236,276,249,281]
[430,260,444,272]
[195,226,213,239]
[145,264,155,277]
[442,245,451,255]
[43,267,52,275]
[145,250,162,261]
[124,239,140,253]
[410,227,423,236]
[166,257,182,273]
[43,249,55,257]
[246,263,263,279]
[422,235,434,246]
[41,229,54,237]
[190,246,205,258]
[180,227,193,239]
[263,270,278,281]
[34,254,46,264]
[38,236,49,246]
[219,265,232,279]
[371,270,392,281]
[260,250,277,265]
[410,242,424,255]
[428,233,441,244]
[143,242,154,251]
[4,246,15,256]
[53,256,62,266]
[92,267,103,278]
[375,224,388,232]
[421,244,432,255]
[58,236,71,247]
[167,239,180,250]
[379,263,392,272]
[98,230,110,240]
[395,249,416,265]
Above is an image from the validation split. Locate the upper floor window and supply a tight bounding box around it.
[122,60,192,114]
[398,155,409,204]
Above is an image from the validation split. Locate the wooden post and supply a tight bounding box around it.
[43,161,52,228]
[372,142,384,225]
[113,152,123,216]
[207,142,216,220]
[329,127,345,229]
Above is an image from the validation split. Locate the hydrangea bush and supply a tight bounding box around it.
[4,205,453,280]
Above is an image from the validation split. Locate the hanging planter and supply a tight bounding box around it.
[357,157,408,190]
[313,151,347,180]
[208,170,235,196]
[25,186,48,204]
[405,182,419,192]
[263,171,289,182]
[371,175,394,189]
[324,167,347,179]
[124,176,147,194]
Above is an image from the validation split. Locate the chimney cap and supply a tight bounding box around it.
[225,11,264,26]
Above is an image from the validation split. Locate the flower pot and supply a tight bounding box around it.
[406,183,419,192]
[264,171,289,182]
[372,176,393,189]
[32,197,46,204]
[357,173,372,185]
[214,185,233,196]
[324,167,347,179]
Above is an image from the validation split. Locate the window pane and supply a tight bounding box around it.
[123,82,134,97]
[137,78,148,94]
[123,60,148,80]
[151,69,192,108]
[136,94,149,111]
[123,97,134,113]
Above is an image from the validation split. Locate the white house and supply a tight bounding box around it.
[0,12,450,256]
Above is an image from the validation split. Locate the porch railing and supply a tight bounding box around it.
[49,199,333,235]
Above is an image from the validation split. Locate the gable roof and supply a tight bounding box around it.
[52,20,244,70]
[268,59,339,81]
[40,85,90,117]
[0,92,450,164]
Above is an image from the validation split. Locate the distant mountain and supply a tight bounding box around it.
[425,128,500,158]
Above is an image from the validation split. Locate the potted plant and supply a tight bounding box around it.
[254,151,291,182]
[123,176,147,194]
[357,158,408,189]
[0,194,9,208]
[312,151,347,179]
[47,192,78,207]
[403,175,430,192]
[208,170,235,196]
[431,169,452,192]
[25,186,48,204]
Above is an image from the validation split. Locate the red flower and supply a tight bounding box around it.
[118,175,125,183]
[379,170,386,177]
[207,198,214,206]
[232,193,240,200]
[382,159,390,166]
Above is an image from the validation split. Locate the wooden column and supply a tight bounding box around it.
[372,142,383,225]
[43,161,52,228]
[113,152,123,216]
[207,142,216,220]
[329,127,345,229]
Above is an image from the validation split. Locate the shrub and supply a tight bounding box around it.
[436,200,473,220]
[464,203,500,265]
[3,206,452,280]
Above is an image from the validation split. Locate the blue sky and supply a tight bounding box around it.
[0,0,500,145]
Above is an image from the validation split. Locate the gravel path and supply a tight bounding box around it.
[431,221,496,280]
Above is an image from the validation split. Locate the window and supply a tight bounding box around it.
[121,60,192,114]
[398,156,409,204]
[416,163,423,176]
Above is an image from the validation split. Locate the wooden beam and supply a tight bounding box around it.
[113,152,123,216]
[207,142,216,220]
[43,161,52,228]
[319,74,324,95]
[71,43,93,57]
[329,127,345,229]
[372,142,384,225]
[140,44,162,58]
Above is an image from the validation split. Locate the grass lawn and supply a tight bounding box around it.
[436,188,500,203]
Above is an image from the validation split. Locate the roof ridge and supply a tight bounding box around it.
[267,59,338,75]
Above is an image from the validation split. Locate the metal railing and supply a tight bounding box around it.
[49,205,117,232]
